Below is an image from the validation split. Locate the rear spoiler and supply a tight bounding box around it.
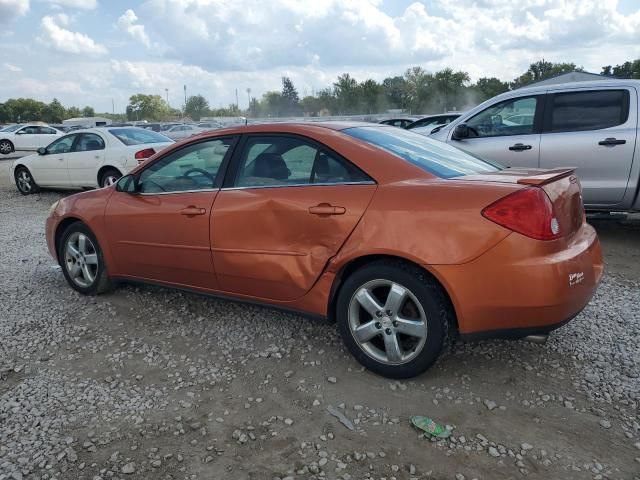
[517,168,576,186]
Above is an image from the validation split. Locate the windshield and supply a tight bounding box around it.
[109,128,172,146]
[1,124,22,132]
[344,126,501,178]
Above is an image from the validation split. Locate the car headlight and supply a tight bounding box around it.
[48,200,60,216]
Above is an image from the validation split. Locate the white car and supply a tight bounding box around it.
[163,124,204,140]
[11,127,174,194]
[0,124,62,155]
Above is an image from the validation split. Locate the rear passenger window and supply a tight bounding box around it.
[546,90,629,133]
[234,136,371,188]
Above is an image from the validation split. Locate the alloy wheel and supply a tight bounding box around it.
[64,232,99,288]
[0,140,12,154]
[102,175,119,187]
[16,170,34,194]
[348,279,428,365]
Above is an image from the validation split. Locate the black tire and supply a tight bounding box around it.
[58,222,114,295]
[99,168,122,188]
[14,166,39,195]
[0,139,14,155]
[336,260,452,379]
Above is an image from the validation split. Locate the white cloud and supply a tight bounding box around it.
[3,0,640,112]
[133,0,640,74]
[40,0,97,10]
[39,13,107,55]
[4,62,22,72]
[117,9,151,47]
[0,0,29,22]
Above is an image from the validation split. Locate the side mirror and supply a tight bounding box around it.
[37,147,47,155]
[115,174,139,193]
[451,123,470,140]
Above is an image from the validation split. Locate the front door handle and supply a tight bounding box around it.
[598,138,626,146]
[309,203,346,215]
[180,206,206,216]
[508,143,532,151]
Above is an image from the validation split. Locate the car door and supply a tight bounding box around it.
[105,136,237,289]
[14,126,40,151]
[38,126,61,147]
[539,88,637,206]
[211,134,377,301]
[449,95,543,168]
[67,132,106,187]
[29,134,77,186]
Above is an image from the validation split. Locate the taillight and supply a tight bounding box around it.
[481,187,561,241]
[135,148,155,163]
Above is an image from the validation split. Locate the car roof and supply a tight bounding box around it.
[496,79,640,99]
[191,121,386,137]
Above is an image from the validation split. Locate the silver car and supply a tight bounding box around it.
[163,124,205,140]
[430,80,640,212]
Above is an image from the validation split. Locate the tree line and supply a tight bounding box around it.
[1,59,639,124]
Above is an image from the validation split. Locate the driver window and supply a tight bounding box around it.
[138,138,234,193]
[466,96,538,138]
[47,135,77,154]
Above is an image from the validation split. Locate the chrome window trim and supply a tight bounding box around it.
[137,188,220,196]
[221,181,376,191]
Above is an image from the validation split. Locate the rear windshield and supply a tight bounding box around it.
[344,126,501,178]
[109,128,172,146]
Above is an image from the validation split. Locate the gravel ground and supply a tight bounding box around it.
[0,159,639,480]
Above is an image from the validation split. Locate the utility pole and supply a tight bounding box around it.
[165,88,169,107]
[235,88,239,110]
[112,98,115,115]
[246,88,251,115]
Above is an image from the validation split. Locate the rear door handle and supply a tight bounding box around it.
[309,203,346,215]
[598,138,626,146]
[508,143,532,151]
[180,206,206,216]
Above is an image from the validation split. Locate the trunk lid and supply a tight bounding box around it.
[462,167,584,238]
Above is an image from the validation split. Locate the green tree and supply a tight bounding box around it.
[281,76,301,116]
[66,106,81,119]
[127,94,169,121]
[403,67,432,112]
[185,94,209,120]
[0,103,13,123]
[382,76,410,110]
[511,60,583,88]
[4,98,47,122]
[43,98,66,123]
[473,77,510,101]
[433,68,470,112]
[334,73,359,114]
[82,106,95,117]
[359,79,383,114]
[602,59,640,79]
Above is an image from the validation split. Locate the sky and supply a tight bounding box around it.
[0,0,639,113]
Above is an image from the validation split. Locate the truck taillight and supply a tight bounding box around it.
[135,148,155,163]
[481,187,561,241]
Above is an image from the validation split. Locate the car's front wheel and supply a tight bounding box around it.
[336,260,452,379]
[58,222,113,295]
[14,166,38,195]
[0,139,14,155]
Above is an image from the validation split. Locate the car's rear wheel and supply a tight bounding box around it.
[336,260,451,379]
[58,222,113,295]
[99,168,121,188]
[0,139,14,155]
[14,166,38,195]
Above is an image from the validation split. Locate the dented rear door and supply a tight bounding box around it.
[211,184,376,301]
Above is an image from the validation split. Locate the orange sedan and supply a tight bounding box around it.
[45,122,603,378]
